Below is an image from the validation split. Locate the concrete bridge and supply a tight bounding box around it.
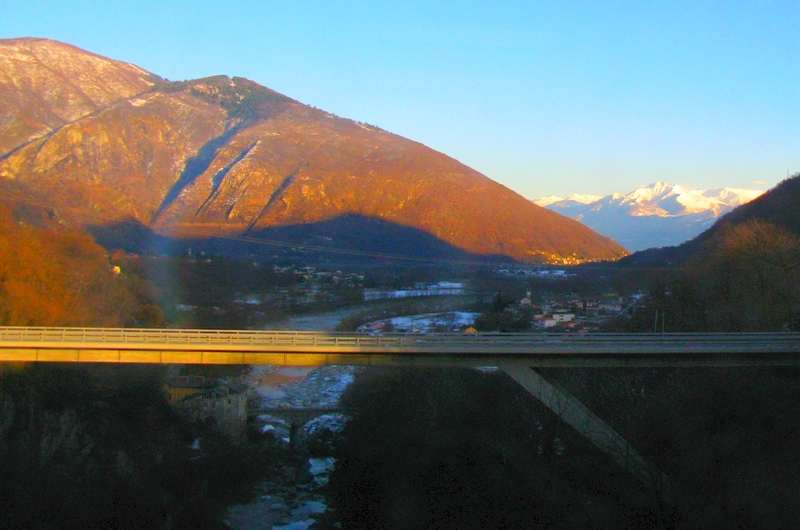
[0,327,798,366]
[5,326,797,503]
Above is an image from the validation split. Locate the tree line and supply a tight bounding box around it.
[0,364,272,529]
[610,219,800,332]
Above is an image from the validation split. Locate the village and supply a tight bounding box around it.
[354,288,641,334]
[142,253,646,335]
[188,261,645,335]
[155,269,645,529]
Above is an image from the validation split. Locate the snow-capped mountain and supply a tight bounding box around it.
[534,182,763,251]
[535,194,602,208]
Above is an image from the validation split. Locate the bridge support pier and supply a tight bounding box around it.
[499,361,673,504]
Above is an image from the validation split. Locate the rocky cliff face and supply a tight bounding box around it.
[0,38,628,263]
[0,38,158,156]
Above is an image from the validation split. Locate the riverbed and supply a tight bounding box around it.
[225,364,358,529]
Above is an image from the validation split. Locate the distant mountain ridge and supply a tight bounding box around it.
[660,173,800,266]
[614,174,800,333]
[535,181,763,251]
[0,37,627,263]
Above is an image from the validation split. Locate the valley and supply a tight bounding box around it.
[1,27,800,530]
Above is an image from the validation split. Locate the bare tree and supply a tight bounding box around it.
[705,220,800,330]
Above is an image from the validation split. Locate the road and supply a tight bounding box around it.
[0,327,798,366]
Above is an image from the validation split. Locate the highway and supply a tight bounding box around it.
[3,325,794,494]
[0,327,798,366]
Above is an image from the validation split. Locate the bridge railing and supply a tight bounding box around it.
[0,326,798,352]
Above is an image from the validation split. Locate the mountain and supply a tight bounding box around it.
[0,38,627,263]
[618,174,800,268]
[705,175,800,236]
[534,194,602,208]
[535,182,763,251]
[612,175,800,333]
[0,38,158,156]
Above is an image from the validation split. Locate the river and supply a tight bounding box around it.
[231,364,800,529]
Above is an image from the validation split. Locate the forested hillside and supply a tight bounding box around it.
[0,204,158,326]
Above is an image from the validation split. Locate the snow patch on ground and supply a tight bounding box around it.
[227,365,359,528]
[308,457,337,476]
[307,456,337,487]
[255,387,287,400]
[278,366,358,408]
[358,311,479,334]
[305,414,350,436]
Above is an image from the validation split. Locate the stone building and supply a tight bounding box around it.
[165,376,248,439]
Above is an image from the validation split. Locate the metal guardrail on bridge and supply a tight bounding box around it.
[0,326,798,361]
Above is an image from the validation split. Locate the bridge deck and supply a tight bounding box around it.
[0,327,798,366]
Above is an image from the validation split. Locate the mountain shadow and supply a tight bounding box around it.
[88,213,515,264]
[86,217,172,254]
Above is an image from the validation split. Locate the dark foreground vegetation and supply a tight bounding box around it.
[324,366,800,529]
[613,174,800,332]
[324,368,664,529]
[547,366,800,528]
[0,364,274,529]
[610,218,800,332]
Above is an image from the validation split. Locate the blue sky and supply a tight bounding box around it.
[3,1,799,199]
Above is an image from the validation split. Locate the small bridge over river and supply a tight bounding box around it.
[0,327,798,367]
